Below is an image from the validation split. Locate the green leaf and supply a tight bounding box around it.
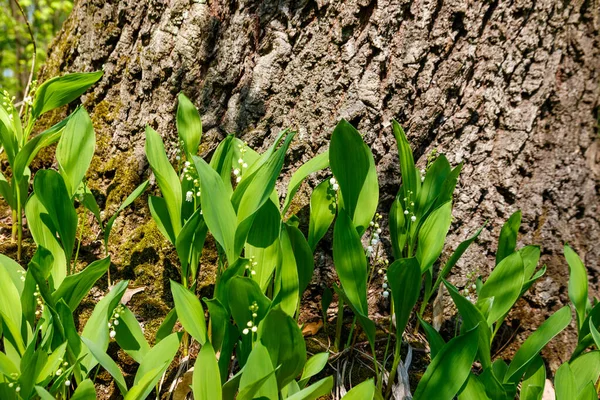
[333,209,368,315]
[392,120,419,203]
[330,119,378,233]
[239,342,279,400]
[31,71,103,119]
[258,307,306,389]
[36,342,67,385]
[307,179,336,252]
[233,132,295,255]
[145,126,182,236]
[228,276,271,334]
[25,194,68,286]
[496,211,521,265]
[416,201,452,273]
[56,300,81,356]
[13,116,68,181]
[504,306,571,383]
[477,252,524,326]
[52,256,110,310]
[458,373,491,400]
[570,351,600,392]
[193,341,222,400]
[589,318,600,349]
[387,258,421,338]
[114,306,151,364]
[176,93,202,157]
[565,244,588,330]
[298,352,329,388]
[155,308,177,343]
[148,195,176,244]
[282,150,329,214]
[576,382,598,400]
[520,356,546,400]
[286,376,334,400]
[389,195,407,259]
[555,363,576,400]
[70,379,97,400]
[104,180,149,246]
[245,200,281,291]
[344,379,376,399]
[81,337,127,395]
[170,280,207,345]
[0,170,14,209]
[203,298,228,352]
[209,135,235,192]
[176,207,208,281]
[0,262,22,334]
[0,253,26,294]
[0,112,18,165]
[274,225,300,316]
[419,317,446,360]
[133,332,180,391]
[444,280,492,369]
[80,280,128,373]
[193,155,238,263]
[413,326,479,400]
[286,224,314,297]
[0,351,20,377]
[56,107,95,197]
[33,170,78,264]
[416,154,451,216]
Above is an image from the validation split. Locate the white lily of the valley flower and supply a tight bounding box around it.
[185,191,193,202]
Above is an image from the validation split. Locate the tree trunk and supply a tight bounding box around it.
[40,0,599,372]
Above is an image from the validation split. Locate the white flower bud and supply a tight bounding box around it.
[65,380,71,386]
[376,228,382,234]
[251,326,258,333]
[238,158,244,164]
[243,163,248,168]
[184,161,191,167]
[242,328,249,335]
[410,215,417,222]
[371,239,378,245]
[329,177,336,185]
[110,330,116,339]
[186,191,193,202]
[404,210,409,215]
[382,283,388,289]
[236,177,241,183]
[114,320,119,326]
[233,168,240,176]
[382,291,389,298]
[367,246,374,253]
[56,369,62,376]
[247,321,253,327]
[332,183,339,191]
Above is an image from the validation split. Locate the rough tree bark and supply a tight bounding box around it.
[39,0,599,375]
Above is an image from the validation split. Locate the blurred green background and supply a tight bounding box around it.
[1,0,72,99]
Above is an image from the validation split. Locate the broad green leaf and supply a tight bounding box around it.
[286,224,314,297]
[576,382,598,400]
[133,333,180,390]
[0,264,22,334]
[0,111,18,164]
[80,280,128,372]
[387,258,421,338]
[333,209,368,315]
[458,373,491,400]
[0,170,14,208]
[570,351,600,392]
[389,195,407,259]
[125,365,168,400]
[209,135,235,192]
[433,163,463,210]
[193,341,222,400]
[228,276,271,334]
[203,298,228,352]
[287,376,334,400]
[0,351,19,377]
[430,225,484,299]
[13,116,68,181]
[245,200,281,291]
[307,179,336,252]
[81,337,127,395]
[155,308,177,343]
[554,363,576,400]
[114,306,151,364]
[416,154,451,216]
[565,244,588,330]
[496,211,521,265]
[0,253,26,294]
[26,194,68,286]
[504,306,571,383]
[330,119,378,233]
[31,71,103,119]
[35,386,55,400]
[33,170,78,264]
[413,326,479,400]
[344,378,376,399]
[145,126,182,236]
[590,319,600,349]
[176,93,202,157]
[520,356,545,400]
[419,317,446,359]
[70,379,97,400]
[282,150,329,214]
[56,300,81,356]
[299,352,329,388]
[176,207,208,280]
[392,120,419,202]
[170,280,207,345]
[56,107,95,197]
[258,307,306,389]
[444,280,492,369]
[52,256,110,310]
[520,245,541,280]
[239,342,278,400]
[81,186,102,227]
[104,180,149,246]
[233,132,295,255]
[148,195,176,244]
[477,252,524,325]
[416,201,452,273]
[274,225,299,316]
[36,342,67,385]
[193,155,238,263]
